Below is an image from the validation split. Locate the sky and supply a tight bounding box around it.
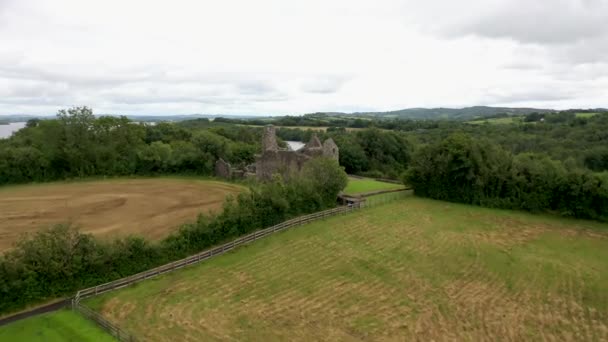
[0,0,607,116]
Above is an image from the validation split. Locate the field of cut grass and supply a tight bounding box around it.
[468,116,524,125]
[576,112,599,118]
[87,196,608,341]
[343,178,403,195]
[0,177,242,251]
[0,310,114,342]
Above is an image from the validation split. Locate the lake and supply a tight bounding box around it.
[0,122,26,139]
[286,141,305,151]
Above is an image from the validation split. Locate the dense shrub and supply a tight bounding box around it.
[0,107,259,185]
[405,134,608,221]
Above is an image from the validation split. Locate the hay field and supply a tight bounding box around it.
[0,178,242,251]
[88,196,608,341]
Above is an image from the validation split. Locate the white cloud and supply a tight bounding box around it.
[0,0,606,115]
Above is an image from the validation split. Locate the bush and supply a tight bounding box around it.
[405,133,608,221]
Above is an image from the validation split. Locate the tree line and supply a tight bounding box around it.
[405,134,608,221]
[276,112,608,178]
[0,107,261,185]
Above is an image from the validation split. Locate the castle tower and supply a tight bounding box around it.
[322,138,339,161]
[262,125,278,152]
[304,133,322,149]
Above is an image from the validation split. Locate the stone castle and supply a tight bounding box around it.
[256,125,339,180]
[215,125,339,181]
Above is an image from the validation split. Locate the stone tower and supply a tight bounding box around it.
[262,125,278,152]
[322,138,339,161]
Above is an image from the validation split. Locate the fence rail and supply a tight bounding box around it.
[71,193,409,340]
[74,204,360,303]
[73,301,136,342]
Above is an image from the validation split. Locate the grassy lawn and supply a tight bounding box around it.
[343,178,404,195]
[0,310,115,342]
[87,196,608,341]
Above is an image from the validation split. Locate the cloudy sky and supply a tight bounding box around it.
[1,0,607,115]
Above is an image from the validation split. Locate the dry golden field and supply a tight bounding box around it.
[0,178,242,251]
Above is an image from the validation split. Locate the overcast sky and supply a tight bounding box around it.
[1,0,607,115]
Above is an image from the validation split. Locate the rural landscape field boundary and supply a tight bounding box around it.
[71,202,372,340]
[74,204,361,302]
[73,302,136,342]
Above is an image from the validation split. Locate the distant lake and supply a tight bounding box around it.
[286,141,305,151]
[0,122,26,139]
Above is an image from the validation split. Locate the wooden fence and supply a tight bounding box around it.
[75,203,361,304]
[71,194,410,340]
[73,301,137,342]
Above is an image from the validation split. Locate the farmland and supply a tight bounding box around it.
[467,116,524,125]
[343,178,404,195]
[87,196,608,341]
[0,310,114,342]
[0,178,242,251]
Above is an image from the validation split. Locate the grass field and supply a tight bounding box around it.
[576,112,599,118]
[468,116,524,125]
[0,310,114,341]
[0,178,242,251]
[240,124,370,132]
[87,196,608,341]
[343,178,404,195]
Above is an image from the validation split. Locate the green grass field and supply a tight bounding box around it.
[343,178,403,195]
[468,116,524,125]
[0,310,115,342]
[87,196,608,341]
[576,112,599,118]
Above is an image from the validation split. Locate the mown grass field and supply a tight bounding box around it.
[0,310,114,342]
[468,116,524,125]
[343,178,404,195]
[87,196,608,341]
[576,112,599,118]
[0,177,242,251]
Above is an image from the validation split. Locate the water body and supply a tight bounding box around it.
[0,122,26,139]
[286,141,305,151]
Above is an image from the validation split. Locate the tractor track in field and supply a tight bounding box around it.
[93,200,608,341]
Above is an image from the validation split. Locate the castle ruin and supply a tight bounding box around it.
[215,125,339,181]
[255,125,339,180]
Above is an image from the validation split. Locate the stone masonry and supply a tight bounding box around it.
[255,125,339,180]
[215,125,339,181]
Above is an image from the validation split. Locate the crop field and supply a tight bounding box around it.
[0,310,114,341]
[343,178,403,195]
[87,196,608,341]
[0,178,242,251]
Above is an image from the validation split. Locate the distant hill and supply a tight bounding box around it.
[310,106,558,121]
[0,115,43,123]
[2,106,606,123]
[0,113,271,123]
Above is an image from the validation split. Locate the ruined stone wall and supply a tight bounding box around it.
[255,150,311,180]
[215,158,232,179]
[253,125,340,181]
[261,125,278,152]
[322,138,339,161]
